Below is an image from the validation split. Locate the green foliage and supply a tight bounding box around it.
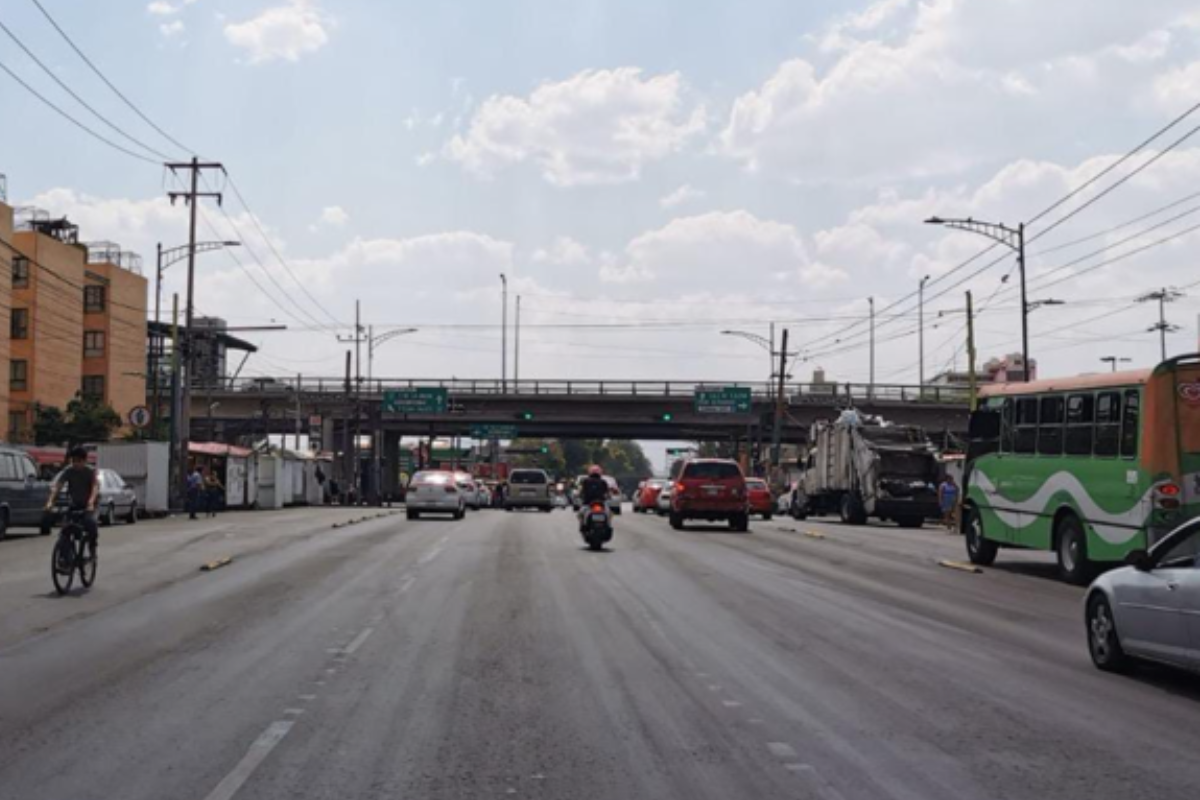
[32,394,123,447]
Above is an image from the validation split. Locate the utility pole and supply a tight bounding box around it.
[168,293,181,508]
[166,157,224,501]
[1017,222,1029,379]
[966,291,977,412]
[771,328,788,470]
[1100,356,1131,372]
[514,294,521,390]
[918,276,929,388]
[868,297,875,398]
[343,350,352,502]
[1137,287,1183,362]
[499,273,508,393]
[337,303,371,502]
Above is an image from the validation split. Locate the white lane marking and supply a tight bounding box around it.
[201,720,294,800]
[418,536,449,565]
[343,627,374,655]
[283,708,305,716]
[324,668,337,675]
[767,742,797,759]
[722,700,742,708]
[707,685,722,692]
[398,576,417,594]
[297,694,317,702]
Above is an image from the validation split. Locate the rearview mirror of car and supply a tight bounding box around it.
[1124,549,1153,572]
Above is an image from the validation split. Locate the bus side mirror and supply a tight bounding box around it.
[968,409,1000,440]
[1124,549,1153,572]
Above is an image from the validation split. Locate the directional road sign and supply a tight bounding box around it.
[693,386,752,414]
[470,423,519,439]
[383,387,448,414]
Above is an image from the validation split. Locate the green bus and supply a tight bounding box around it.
[962,354,1200,584]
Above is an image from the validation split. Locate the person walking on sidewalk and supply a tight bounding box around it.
[204,470,225,517]
[938,474,960,532]
[186,466,204,520]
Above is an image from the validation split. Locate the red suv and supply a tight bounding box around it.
[745,478,773,520]
[670,459,749,531]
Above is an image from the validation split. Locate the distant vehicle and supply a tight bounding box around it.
[454,472,482,510]
[635,479,667,514]
[506,469,553,511]
[670,458,749,532]
[241,376,290,392]
[776,481,801,516]
[1085,517,1200,674]
[406,471,465,520]
[656,483,673,515]
[963,354,1200,584]
[0,445,51,537]
[745,478,773,520]
[45,467,138,529]
[580,498,614,551]
[795,412,939,529]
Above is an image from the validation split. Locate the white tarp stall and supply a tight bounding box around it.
[256,453,285,510]
[97,442,170,515]
[190,442,257,510]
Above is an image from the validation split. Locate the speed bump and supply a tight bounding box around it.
[200,556,234,572]
[937,559,981,574]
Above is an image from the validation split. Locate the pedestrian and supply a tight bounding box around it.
[204,470,225,517]
[186,466,204,520]
[938,474,959,532]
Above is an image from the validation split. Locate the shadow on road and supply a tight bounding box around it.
[1125,662,1200,701]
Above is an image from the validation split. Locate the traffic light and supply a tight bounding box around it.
[660,412,673,422]
[539,445,550,454]
[519,411,535,421]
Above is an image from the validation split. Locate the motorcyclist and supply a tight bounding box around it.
[578,465,609,531]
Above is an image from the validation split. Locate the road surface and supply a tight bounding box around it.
[1,505,1198,800]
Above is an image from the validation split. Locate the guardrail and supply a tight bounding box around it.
[204,377,970,405]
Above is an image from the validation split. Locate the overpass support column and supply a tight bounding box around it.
[382,431,400,502]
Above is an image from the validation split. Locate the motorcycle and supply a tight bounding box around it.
[580,501,613,551]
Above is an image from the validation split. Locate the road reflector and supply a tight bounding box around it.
[804,530,826,539]
[937,559,981,574]
[201,556,233,572]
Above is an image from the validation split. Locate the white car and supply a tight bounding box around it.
[1085,517,1200,674]
[454,472,482,510]
[406,471,466,520]
[656,483,673,515]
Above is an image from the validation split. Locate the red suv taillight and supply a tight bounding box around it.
[1155,481,1181,509]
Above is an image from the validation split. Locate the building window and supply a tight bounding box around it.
[7,411,26,441]
[10,360,28,392]
[84,285,106,313]
[11,308,29,340]
[12,255,30,288]
[84,330,106,358]
[81,375,105,399]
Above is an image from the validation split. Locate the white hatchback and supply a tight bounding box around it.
[406,471,466,520]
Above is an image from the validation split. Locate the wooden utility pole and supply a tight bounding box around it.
[771,328,788,470]
[166,157,224,502]
[966,291,977,412]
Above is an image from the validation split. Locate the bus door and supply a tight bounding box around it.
[1174,357,1200,511]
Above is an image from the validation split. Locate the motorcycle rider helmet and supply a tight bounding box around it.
[588,465,603,476]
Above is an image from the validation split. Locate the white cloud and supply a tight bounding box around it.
[147,0,198,15]
[159,20,186,38]
[532,236,591,267]
[224,0,332,65]
[317,205,349,227]
[659,184,706,209]
[444,67,706,186]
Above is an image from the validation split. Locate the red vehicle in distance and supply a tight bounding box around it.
[634,479,668,513]
[745,478,773,520]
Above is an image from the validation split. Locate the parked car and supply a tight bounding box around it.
[506,468,553,511]
[635,479,667,514]
[0,446,51,538]
[406,470,466,520]
[745,478,773,520]
[669,458,749,532]
[1085,516,1200,674]
[656,484,673,515]
[94,469,139,525]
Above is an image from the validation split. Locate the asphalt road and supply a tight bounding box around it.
[1,505,1198,800]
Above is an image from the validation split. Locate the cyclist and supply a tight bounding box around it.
[44,446,100,558]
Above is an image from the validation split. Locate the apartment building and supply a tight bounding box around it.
[0,190,12,429]
[4,203,148,442]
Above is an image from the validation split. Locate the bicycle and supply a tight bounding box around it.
[51,508,97,596]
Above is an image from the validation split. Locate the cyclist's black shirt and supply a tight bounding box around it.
[58,465,97,508]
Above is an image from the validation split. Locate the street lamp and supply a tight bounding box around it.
[1100,356,1131,372]
[925,216,1031,381]
[367,327,418,381]
[722,328,799,473]
[918,275,930,387]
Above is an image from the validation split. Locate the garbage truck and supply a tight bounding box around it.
[793,410,941,528]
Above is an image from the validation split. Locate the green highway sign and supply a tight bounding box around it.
[470,423,519,439]
[693,386,752,414]
[666,447,694,456]
[383,387,448,414]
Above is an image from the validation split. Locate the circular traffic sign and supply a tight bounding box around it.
[128,405,152,429]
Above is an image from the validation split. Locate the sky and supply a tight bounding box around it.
[3,0,1200,472]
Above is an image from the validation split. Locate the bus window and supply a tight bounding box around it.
[1014,397,1038,454]
[1065,393,1094,456]
[1121,389,1140,458]
[1095,391,1120,457]
[1037,395,1064,455]
[1000,398,1014,453]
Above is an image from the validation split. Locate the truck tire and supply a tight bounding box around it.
[840,493,867,526]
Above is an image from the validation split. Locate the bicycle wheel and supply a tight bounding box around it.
[78,535,97,588]
[51,535,76,595]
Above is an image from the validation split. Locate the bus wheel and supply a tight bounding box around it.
[964,507,998,566]
[1056,515,1093,585]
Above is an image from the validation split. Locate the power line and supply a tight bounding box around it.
[0,56,160,165]
[27,0,195,156]
[1031,188,1200,257]
[0,17,176,161]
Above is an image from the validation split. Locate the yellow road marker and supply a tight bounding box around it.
[804,530,826,540]
[937,559,981,574]
[200,556,233,572]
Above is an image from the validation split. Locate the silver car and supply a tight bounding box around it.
[406,471,466,520]
[1085,517,1200,673]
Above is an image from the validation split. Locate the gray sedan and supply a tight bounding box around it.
[1085,517,1200,673]
[49,468,139,527]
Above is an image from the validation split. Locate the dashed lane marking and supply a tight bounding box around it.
[200,720,294,800]
[767,742,798,759]
[342,627,375,655]
[283,708,305,716]
[722,700,742,708]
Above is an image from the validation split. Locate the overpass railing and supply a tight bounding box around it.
[212,377,970,405]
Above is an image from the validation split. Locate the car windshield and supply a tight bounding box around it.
[747,479,767,489]
[682,462,742,480]
[510,471,547,484]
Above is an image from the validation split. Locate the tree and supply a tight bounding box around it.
[32,394,122,447]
